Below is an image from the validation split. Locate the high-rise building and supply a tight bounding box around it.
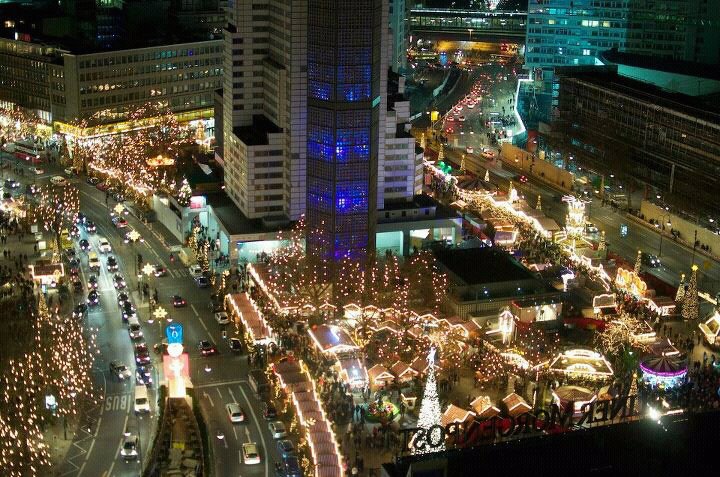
[305,0,384,260]
[220,0,421,260]
[389,0,408,74]
[523,0,720,125]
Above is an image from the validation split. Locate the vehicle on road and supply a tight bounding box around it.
[228,337,243,353]
[214,312,230,325]
[134,385,150,413]
[642,253,661,268]
[86,176,101,185]
[195,276,210,288]
[87,290,99,307]
[117,291,130,305]
[109,361,132,380]
[515,174,528,184]
[113,274,126,289]
[111,216,128,228]
[98,237,112,253]
[188,265,203,278]
[85,220,96,234]
[276,439,294,458]
[466,146,474,154]
[79,238,90,251]
[172,295,187,307]
[50,176,67,186]
[250,370,270,396]
[107,255,118,272]
[120,435,139,461]
[269,421,287,439]
[122,302,137,322]
[198,340,218,356]
[128,319,143,340]
[64,167,78,176]
[72,303,88,320]
[4,179,20,189]
[96,182,109,191]
[71,275,83,292]
[29,166,44,175]
[135,365,153,386]
[87,275,98,290]
[585,223,599,234]
[242,443,261,465]
[262,402,277,420]
[226,403,246,423]
[134,342,151,365]
[280,455,302,477]
[153,265,167,277]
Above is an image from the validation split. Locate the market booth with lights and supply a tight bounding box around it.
[548,348,614,380]
[640,354,688,388]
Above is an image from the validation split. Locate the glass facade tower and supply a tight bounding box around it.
[306,0,382,260]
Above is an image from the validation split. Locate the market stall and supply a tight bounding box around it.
[470,396,500,419]
[225,293,276,345]
[552,386,596,416]
[699,309,720,347]
[367,364,394,390]
[390,361,418,384]
[502,393,531,417]
[441,404,476,428]
[640,354,688,388]
[548,348,614,379]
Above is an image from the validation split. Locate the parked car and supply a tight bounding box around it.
[214,312,230,325]
[188,265,203,278]
[228,338,243,353]
[195,276,210,288]
[262,402,277,420]
[50,176,68,186]
[87,176,101,185]
[276,439,295,458]
[268,421,287,439]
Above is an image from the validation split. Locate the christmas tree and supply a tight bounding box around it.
[460,154,466,173]
[682,265,699,321]
[484,169,490,182]
[414,347,444,455]
[437,143,444,163]
[598,231,607,252]
[177,177,192,207]
[536,195,542,211]
[675,273,686,304]
[420,132,426,150]
[634,250,642,275]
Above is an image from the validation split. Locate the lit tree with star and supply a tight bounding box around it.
[675,273,686,304]
[682,265,699,321]
[414,347,444,455]
[177,177,192,207]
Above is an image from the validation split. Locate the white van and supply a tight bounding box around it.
[134,385,150,414]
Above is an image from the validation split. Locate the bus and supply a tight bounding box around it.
[8,141,44,164]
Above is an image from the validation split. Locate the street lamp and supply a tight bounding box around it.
[142,262,156,311]
[656,213,672,257]
[150,305,169,341]
[125,229,143,276]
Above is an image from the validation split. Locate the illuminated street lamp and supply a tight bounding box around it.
[113,203,126,216]
[125,229,143,276]
[142,262,156,311]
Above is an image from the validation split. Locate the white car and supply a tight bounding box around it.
[128,323,143,340]
[98,237,112,253]
[29,166,44,175]
[120,435,138,461]
[226,403,245,423]
[214,312,230,325]
[50,176,68,186]
[242,442,261,465]
[189,265,203,278]
[466,146,474,154]
[268,421,287,439]
[467,102,476,109]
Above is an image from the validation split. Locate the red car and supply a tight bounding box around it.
[96,182,110,191]
[172,295,187,307]
[198,340,218,356]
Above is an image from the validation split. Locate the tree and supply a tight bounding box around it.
[682,265,699,321]
[634,250,642,275]
[34,184,79,255]
[675,273,686,304]
[414,347,444,455]
[596,314,651,357]
[515,327,559,369]
[177,177,192,207]
[471,341,508,384]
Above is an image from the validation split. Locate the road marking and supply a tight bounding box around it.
[239,450,243,465]
[190,304,200,316]
[195,379,248,389]
[203,391,215,407]
[94,416,102,437]
[198,316,209,333]
[228,388,238,405]
[244,427,251,443]
[216,387,223,400]
[233,426,238,441]
[238,383,270,477]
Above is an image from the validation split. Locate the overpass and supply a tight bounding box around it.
[409,8,527,41]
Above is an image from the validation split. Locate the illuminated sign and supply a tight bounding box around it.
[166,323,183,344]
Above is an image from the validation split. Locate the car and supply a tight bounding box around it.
[228,337,243,353]
[481,150,495,160]
[107,255,118,272]
[121,302,137,322]
[78,238,90,251]
[515,175,528,184]
[88,251,101,271]
[276,439,295,458]
[195,276,210,288]
[585,223,599,234]
[113,274,126,289]
[70,225,80,238]
[280,455,302,477]
[134,343,151,365]
[29,166,44,175]
[642,253,661,268]
[111,216,128,228]
[50,176,68,186]
[209,301,224,313]
[153,265,167,277]
[188,265,203,278]
[87,290,99,307]
[466,146,474,154]
[64,247,77,259]
[214,312,230,325]
[98,237,112,253]
[71,276,83,292]
[446,115,455,122]
[226,403,246,423]
[117,291,130,305]
[268,421,287,439]
[198,340,218,356]
[242,442,261,465]
[109,360,132,380]
[87,176,101,185]
[172,295,187,307]
[4,179,20,189]
[85,220,96,234]
[87,275,98,290]
[75,213,86,225]
[262,402,277,420]
[135,365,153,386]
[458,115,466,122]
[128,323,143,340]
[120,434,139,461]
[64,167,78,176]
[96,182,109,191]
[72,303,88,320]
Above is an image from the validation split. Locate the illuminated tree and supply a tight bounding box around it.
[198,239,210,274]
[515,327,559,369]
[598,231,606,252]
[471,341,508,383]
[33,184,79,254]
[177,177,192,207]
[675,273,686,304]
[596,314,651,358]
[414,347,444,455]
[0,106,47,143]
[682,265,699,321]
[406,251,447,315]
[634,250,642,275]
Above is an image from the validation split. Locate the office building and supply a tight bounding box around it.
[220,0,422,260]
[523,0,720,124]
[389,0,408,74]
[550,64,720,216]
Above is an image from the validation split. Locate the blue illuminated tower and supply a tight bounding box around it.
[306,0,382,261]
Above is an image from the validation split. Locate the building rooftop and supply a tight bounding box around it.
[435,248,536,285]
[600,48,720,82]
[232,115,283,146]
[556,66,720,125]
[205,193,271,236]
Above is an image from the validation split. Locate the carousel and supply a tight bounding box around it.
[640,354,688,388]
